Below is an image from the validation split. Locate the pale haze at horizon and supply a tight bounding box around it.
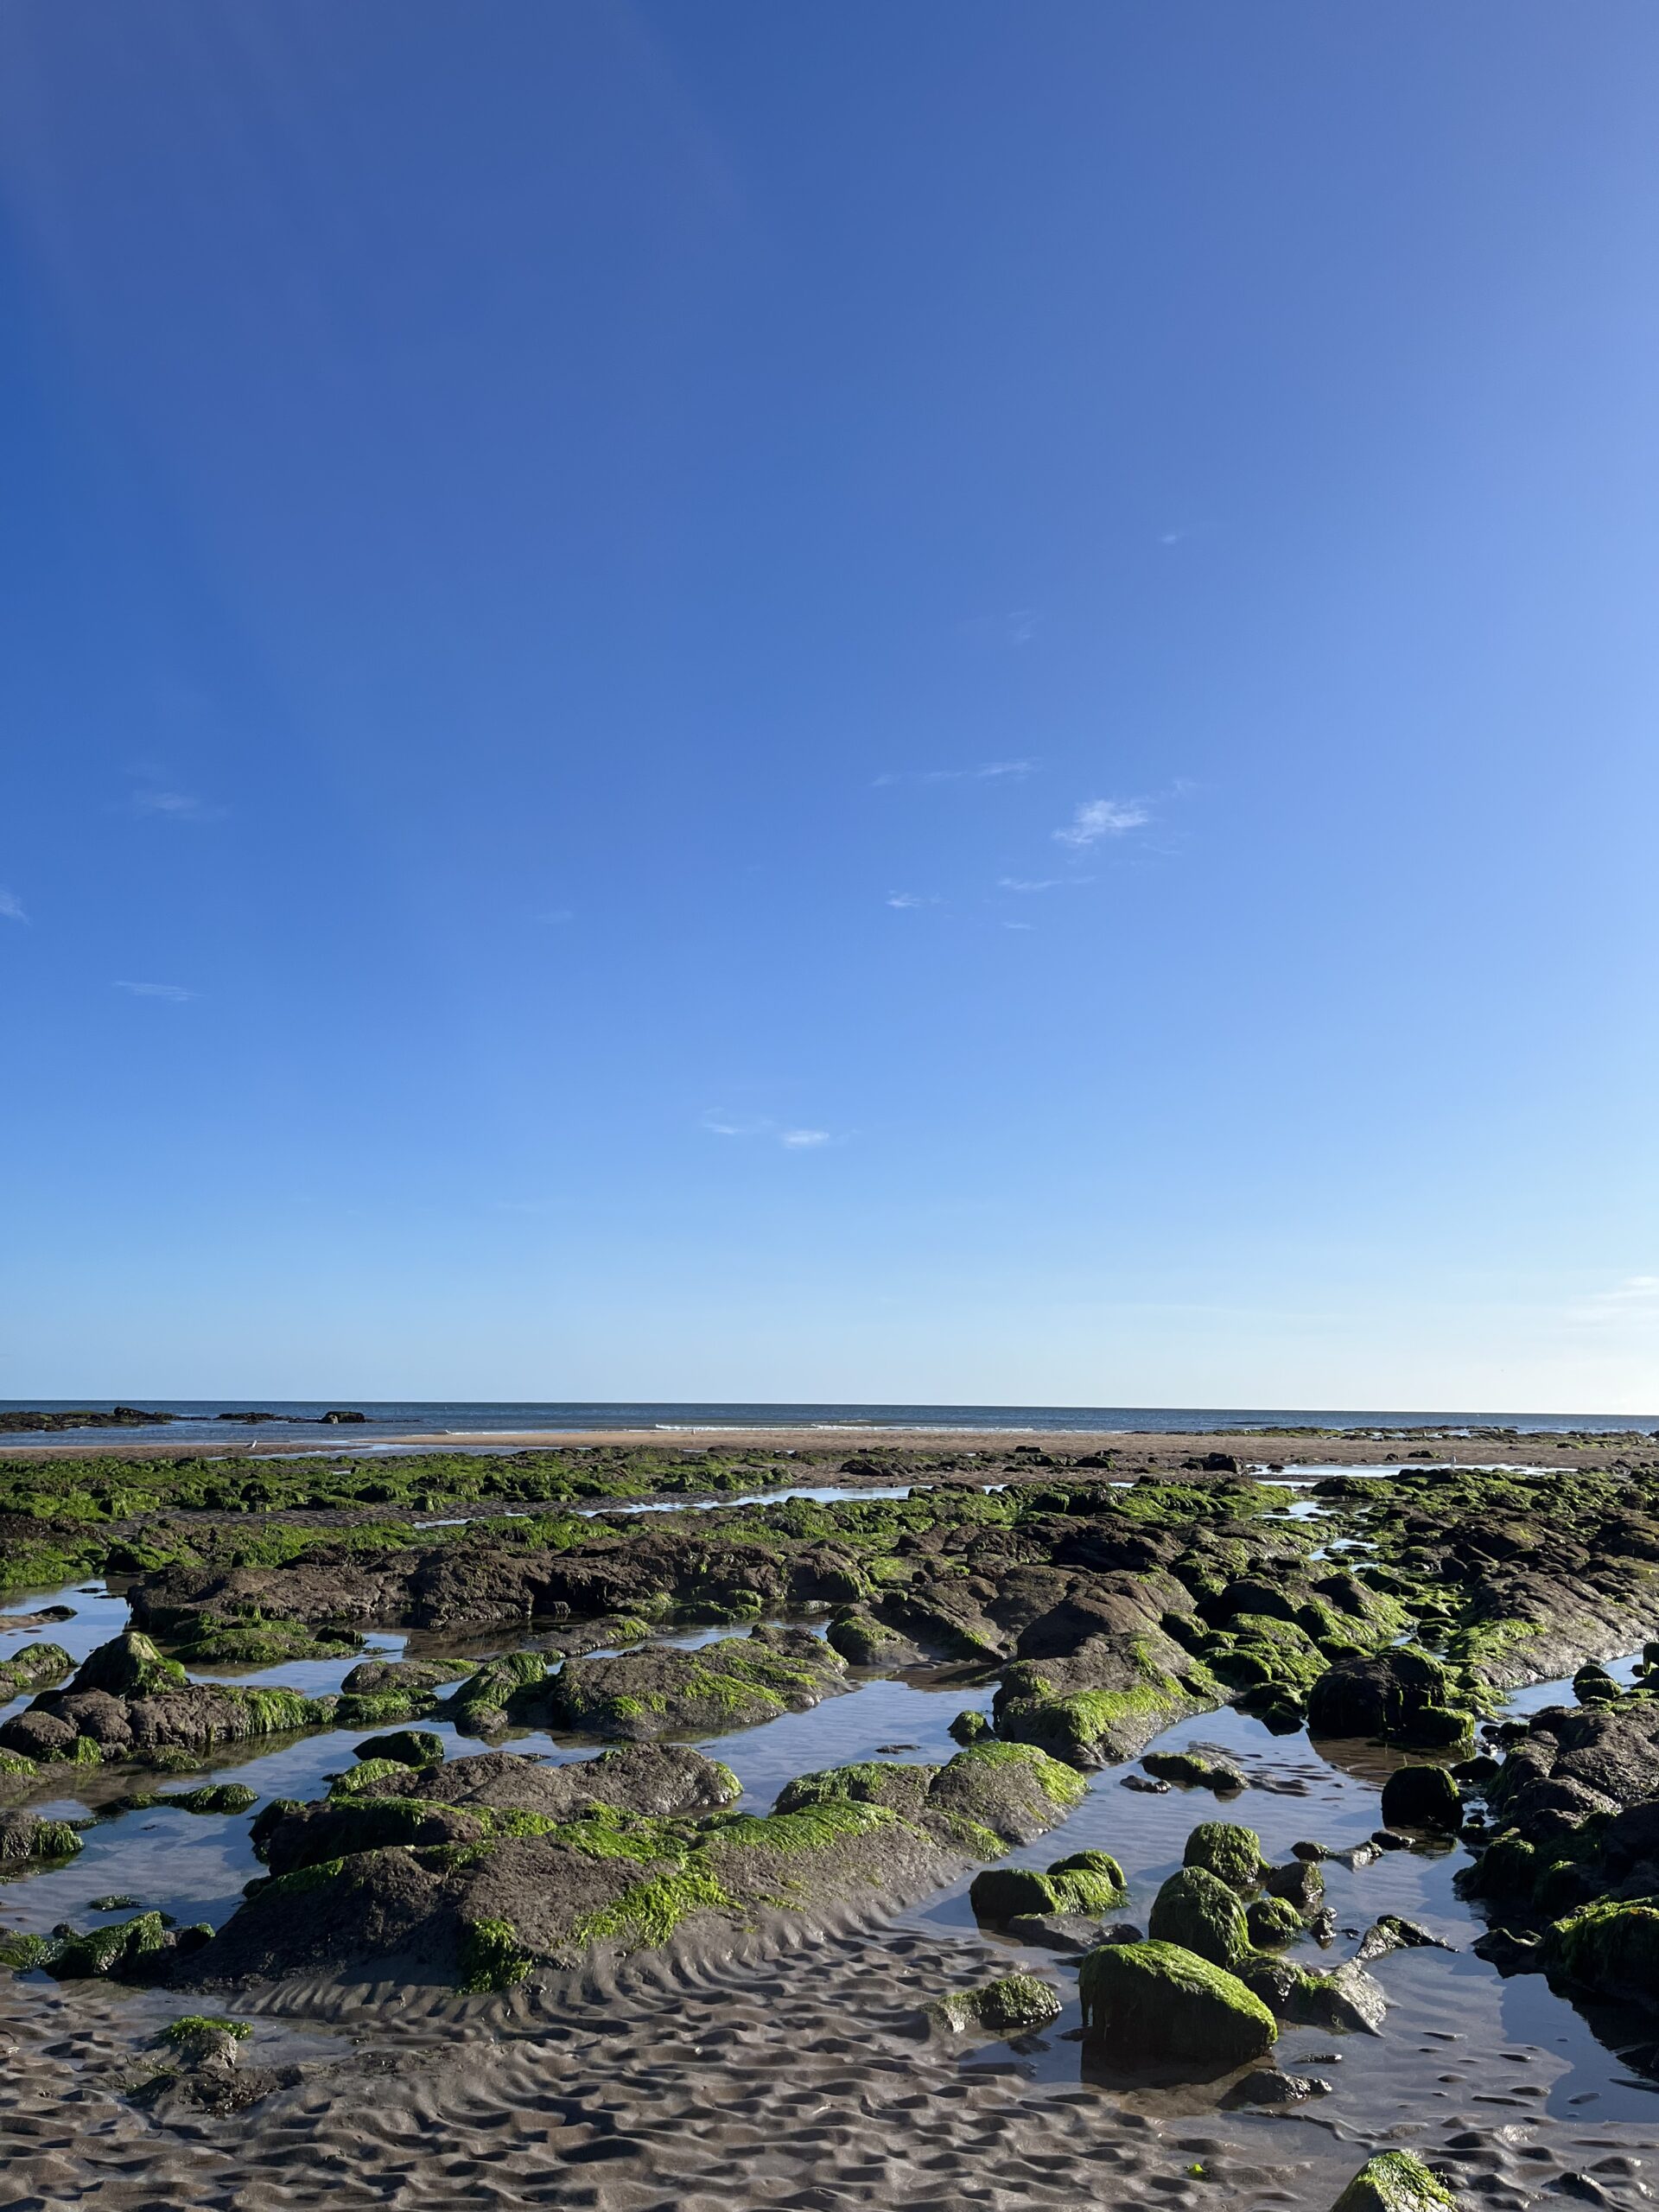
[2,5,1656,1413]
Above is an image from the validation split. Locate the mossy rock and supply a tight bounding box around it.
[159,1783,259,1816]
[164,2013,251,2049]
[1541,1898,1659,2001]
[1078,1940,1276,2069]
[1262,1858,1324,1911]
[1329,2150,1459,2212]
[1247,1895,1304,1948]
[1182,1820,1264,1893]
[71,1631,188,1698]
[1379,1764,1461,1832]
[1142,1750,1246,1792]
[949,1709,994,1745]
[970,1852,1126,1924]
[929,1971,1062,2037]
[48,1911,171,1981]
[354,1729,445,1769]
[459,1915,532,1992]
[1147,1866,1254,1969]
[0,1811,82,1863]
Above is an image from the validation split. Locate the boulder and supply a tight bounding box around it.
[1147,1866,1254,1968]
[1308,1650,1471,1748]
[1247,1896,1303,1948]
[1182,1820,1265,1892]
[1380,1764,1462,1832]
[1077,1941,1276,2069]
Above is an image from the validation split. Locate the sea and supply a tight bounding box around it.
[2,1399,1655,1452]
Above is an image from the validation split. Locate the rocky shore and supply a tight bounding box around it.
[3,1439,1659,2209]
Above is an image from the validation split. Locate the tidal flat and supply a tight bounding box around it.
[3,1432,1659,2211]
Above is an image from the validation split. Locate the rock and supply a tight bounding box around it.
[321,1410,367,1423]
[1147,1866,1254,1968]
[70,1632,188,1699]
[1380,1764,1463,1832]
[1123,1774,1172,1794]
[353,1730,445,1768]
[1247,1896,1304,1948]
[993,1626,1216,1768]
[926,1971,1063,2038]
[1293,1958,1389,2034]
[158,1784,259,1815]
[1005,1911,1113,1953]
[1227,2067,1332,2105]
[1353,1914,1453,1964]
[1308,1649,1473,1748]
[1182,1820,1265,1892]
[0,1809,82,1863]
[948,1710,994,1745]
[1329,2150,1459,2212]
[1077,1941,1277,2069]
[191,1792,969,1989]
[544,1627,849,1740]
[1541,1898,1659,2002]
[1142,1750,1247,1792]
[780,1740,1086,1852]
[1262,1858,1325,1910]
[970,1848,1126,1925]
[0,1642,73,1700]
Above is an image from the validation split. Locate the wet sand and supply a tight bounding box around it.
[4,1900,1656,2212]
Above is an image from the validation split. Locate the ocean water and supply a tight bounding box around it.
[2,1398,1656,1452]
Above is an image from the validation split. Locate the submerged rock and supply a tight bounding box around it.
[1541,1897,1659,2003]
[1077,1940,1277,2069]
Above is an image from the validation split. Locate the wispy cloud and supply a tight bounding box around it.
[1571,1275,1659,1325]
[130,777,224,823]
[996,875,1071,894]
[531,908,575,925]
[701,1109,842,1150]
[1002,920,1034,931]
[114,980,197,1001]
[886,891,939,910]
[1054,798,1149,847]
[873,760,1037,790]
[0,889,26,924]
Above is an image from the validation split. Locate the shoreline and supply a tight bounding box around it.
[0,1421,1615,1464]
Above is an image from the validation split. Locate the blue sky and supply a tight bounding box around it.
[3,3,1656,1411]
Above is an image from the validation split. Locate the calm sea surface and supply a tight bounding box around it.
[2,1399,1654,1451]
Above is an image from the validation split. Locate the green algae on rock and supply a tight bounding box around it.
[1182,1820,1265,1892]
[1077,1940,1277,2069]
[1329,2150,1459,2212]
[1147,1865,1254,1969]
[926,1971,1062,2037]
